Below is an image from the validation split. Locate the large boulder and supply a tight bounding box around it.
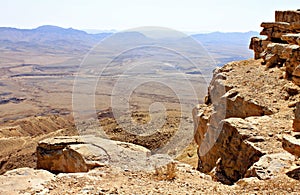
[37,135,172,173]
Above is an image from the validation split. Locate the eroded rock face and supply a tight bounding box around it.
[192,61,283,184]
[197,118,264,185]
[194,38,299,184]
[249,10,300,85]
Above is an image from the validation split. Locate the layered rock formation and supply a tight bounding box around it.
[250,10,300,85]
[193,58,300,184]
[193,10,300,184]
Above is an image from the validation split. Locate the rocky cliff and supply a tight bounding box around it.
[250,10,300,85]
[193,10,300,184]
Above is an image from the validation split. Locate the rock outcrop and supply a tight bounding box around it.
[37,135,173,173]
[193,9,300,185]
[249,10,300,85]
[193,63,271,184]
[193,60,299,184]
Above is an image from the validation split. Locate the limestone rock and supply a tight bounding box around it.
[0,167,55,194]
[37,135,173,173]
[282,135,300,156]
[249,10,300,85]
[275,10,300,23]
[249,37,269,59]
[197,118,264,184]
[282,33,300,45]
[220,90,273,118]
[245,152,295,180]
[192,104,212,146]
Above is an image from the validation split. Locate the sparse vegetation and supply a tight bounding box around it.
[154,162,177,181]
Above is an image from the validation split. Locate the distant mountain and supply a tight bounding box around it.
[0,25,112,45]
[0,25,258,64]
[82,29,117,34]
[191,31,259,65]
[191,31,259,46]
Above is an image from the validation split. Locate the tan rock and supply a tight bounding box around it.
[261,22,291,30]
[192,104,212,146]
[249,10,300,86]
[275,10,300,23]
[294,119,300,132]
[294,102,300,120]
[0,167,55,194]
[282,135,300,156]
[282,33,300,44]
[37,135,173,173]
[284,83,300,96]
[293,103,300,132]
[292,76,300,86]
[245,152,295,180]
[249,37,269,59]
[293,65,300,77]
[197,118,264,184]
[222,90,273,118]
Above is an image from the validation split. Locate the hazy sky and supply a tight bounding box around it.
[0,0,299,32]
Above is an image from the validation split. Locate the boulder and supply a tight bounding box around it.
[37,135,173,173]
[0,167,55,194]
[245,152,295,180]
[282,135,300,156]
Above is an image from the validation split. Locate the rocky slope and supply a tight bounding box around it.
[193,10,300,185]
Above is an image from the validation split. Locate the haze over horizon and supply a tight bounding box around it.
[1,0,299,33]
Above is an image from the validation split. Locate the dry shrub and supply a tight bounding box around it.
[154,162,177,181]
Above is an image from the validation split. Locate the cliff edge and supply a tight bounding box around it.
[193,10,300,184]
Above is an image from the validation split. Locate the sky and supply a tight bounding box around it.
[0,0,299,33]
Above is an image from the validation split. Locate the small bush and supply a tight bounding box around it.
[154,162,177,181]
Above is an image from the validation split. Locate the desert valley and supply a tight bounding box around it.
[1,6,300,195]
